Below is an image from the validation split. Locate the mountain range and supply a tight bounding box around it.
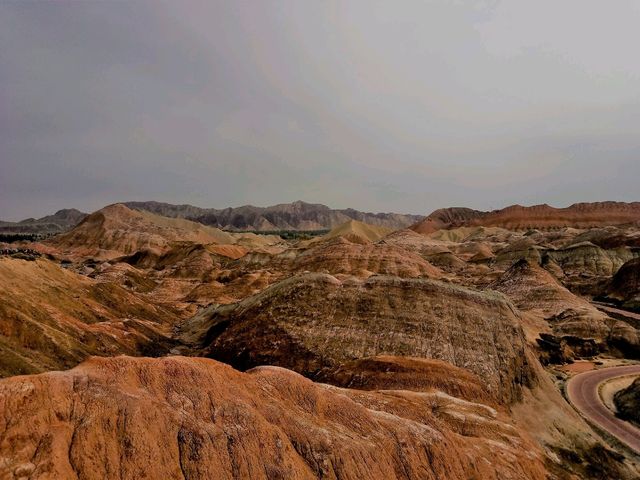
[123,200,423,231]
[0,201,422,235]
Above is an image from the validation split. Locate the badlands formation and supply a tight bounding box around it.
[1,201,640,479]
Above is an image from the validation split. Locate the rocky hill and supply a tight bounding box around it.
[410,207,485,234]
[125,200,422,231]
[312,219,393,244]
[49,204,241,260]
[0,355,549,480]
[181,273,534,404]
[489,259,639,360]
[412,201,640,233]
[0,258,180,377]
[0,208,87,235]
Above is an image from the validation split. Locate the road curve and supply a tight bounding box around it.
[566,365,640,454]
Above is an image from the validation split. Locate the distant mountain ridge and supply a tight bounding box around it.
[412,201,640,233]
[0,209,88,235]
[124,200,423,232]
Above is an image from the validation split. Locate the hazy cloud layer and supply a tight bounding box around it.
[2,0,639,220]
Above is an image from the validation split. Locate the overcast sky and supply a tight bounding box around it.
[2,1,640,220]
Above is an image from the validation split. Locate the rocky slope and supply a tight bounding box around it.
[125,200,422,231]
[0,355,549,480]
[181,273,534,404]
[606,257,640,311]
[410,207,485,234]
[490,259,639,360]
[293,237,442,278]
[324,355,493,404]
[412,201,640,233]
[4,199,640,478]
[0,258,180,377]
[491,259,610,334]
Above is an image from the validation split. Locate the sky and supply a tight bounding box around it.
[2,0,640,220]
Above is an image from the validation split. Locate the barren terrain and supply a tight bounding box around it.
[2,200,640,479]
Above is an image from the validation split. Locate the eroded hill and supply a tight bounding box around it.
[0,356,549,480]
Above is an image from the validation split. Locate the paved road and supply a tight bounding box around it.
[566,365,640,454]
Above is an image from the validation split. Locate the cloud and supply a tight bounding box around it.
[1,0,639,220]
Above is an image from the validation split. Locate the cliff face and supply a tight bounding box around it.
[181,273,534,404]
[0,355,549,480]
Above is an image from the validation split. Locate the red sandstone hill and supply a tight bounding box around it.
[0,355,549,480]
[412,201,640,233]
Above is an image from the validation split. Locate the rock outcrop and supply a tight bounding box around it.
[490,259,609,330]
[490,259,639,359]
[606,257,640,311]
[410,207,484,234]
[50,204,237,260]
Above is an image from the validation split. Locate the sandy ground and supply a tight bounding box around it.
[560,361,596,374]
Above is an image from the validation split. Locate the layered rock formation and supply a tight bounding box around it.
[50,204,237,260]
[410,207,484,234]
[490,259,639,360]
[181,273,534,404]
[4,199,640,477]
[0,355,549,480]
[547,241,633,279]
[293,237,442,278]
[606,257,640,311]
[490,259,609,333]
[324,355,493,404]
[0,258,180,377]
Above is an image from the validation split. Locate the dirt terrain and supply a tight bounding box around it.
[2,200,640,478]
